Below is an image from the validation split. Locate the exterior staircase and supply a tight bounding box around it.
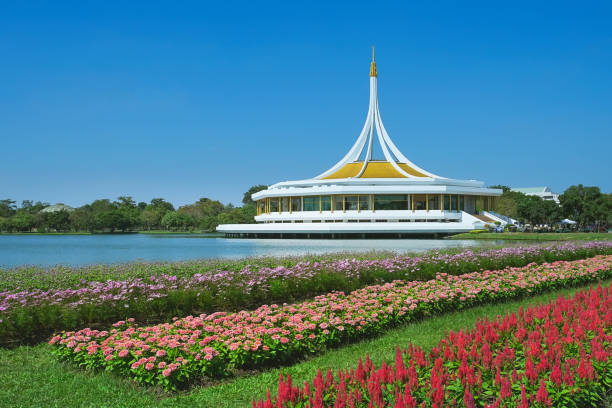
[472,214,496,223]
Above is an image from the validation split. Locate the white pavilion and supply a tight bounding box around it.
[218,51,502,238]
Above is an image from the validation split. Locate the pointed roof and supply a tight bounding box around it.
[314,51,443,181]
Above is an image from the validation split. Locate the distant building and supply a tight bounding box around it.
[511,187,559,204]
[40,203,75,213]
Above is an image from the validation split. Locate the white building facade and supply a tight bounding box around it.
[218,52,502,238]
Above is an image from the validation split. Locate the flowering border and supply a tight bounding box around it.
[4,242,612,345]
[254,282,612,407]
[50,255,612,391]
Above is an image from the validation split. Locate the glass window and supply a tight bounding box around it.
[270,198,279,213]
[358,195,370,211]
[459,195,464,211]
[321,196,332,211]
[258,200,265,215]
[281,197,290,212]
[291,197,302,212]
[303,196,320,212]
[374,195,409,210]
[344,195,358,211]
[413,194,427,211]
[443,195,451,211]
[427,195,439,211]
[451,195,458,212]
[334,195,344,212]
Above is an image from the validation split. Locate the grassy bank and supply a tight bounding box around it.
[2,278,610,408]
[450,231,611,241]
[0,232,92,235]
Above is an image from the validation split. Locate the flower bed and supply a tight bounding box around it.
[254,282,612,407]
[3,242,611,345]
[49,255,612,391]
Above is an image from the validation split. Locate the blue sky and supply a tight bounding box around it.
[1,1,611,207]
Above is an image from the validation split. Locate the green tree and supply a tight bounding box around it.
[493,191,526,220]
[515,194,562,227]
[115,196,136,208]
[0,217,11,232]
[216,205,256,226]
[140,198,175,230]
[242,185,268,206]
[46,210,71,231]
[140,208,161,230]
[0,199,17,217]
[12,212,36,232]
[541,200,562,225]
[70,206,96,232]
[178,198,225,231]
[90,199,116,214]
[161,211,196,231]
[559,185,609,230]
[149,198,175,213]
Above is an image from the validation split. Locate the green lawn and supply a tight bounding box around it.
[2,279,611,408]
[451,232,611,241]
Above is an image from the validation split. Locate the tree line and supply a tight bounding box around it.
[491,184,611,231]
[0,184,609,233]
[0,185,268,233]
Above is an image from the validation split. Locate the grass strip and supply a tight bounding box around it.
[2,279,611,408]
[450,232,612,241]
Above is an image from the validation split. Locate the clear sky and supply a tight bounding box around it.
[1,1,611,207]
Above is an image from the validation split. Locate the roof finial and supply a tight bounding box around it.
[370,46,377,77]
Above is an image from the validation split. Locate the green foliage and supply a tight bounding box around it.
[12,211,36,232]
[494,190,562,226]
[0,186,263,233]
[160,212,196,231]
[216,205,256,226]
[560,184,611,230]
[493,190,525,219]
[178,198,226,232]
[242,185,268,205]
[46,210,71,232]
[516,194,561,225]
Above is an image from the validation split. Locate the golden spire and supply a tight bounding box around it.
[370,45,377,77]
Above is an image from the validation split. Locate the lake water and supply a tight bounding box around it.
[0,234,506,268]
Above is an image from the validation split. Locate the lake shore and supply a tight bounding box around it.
[449,232,611,241]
